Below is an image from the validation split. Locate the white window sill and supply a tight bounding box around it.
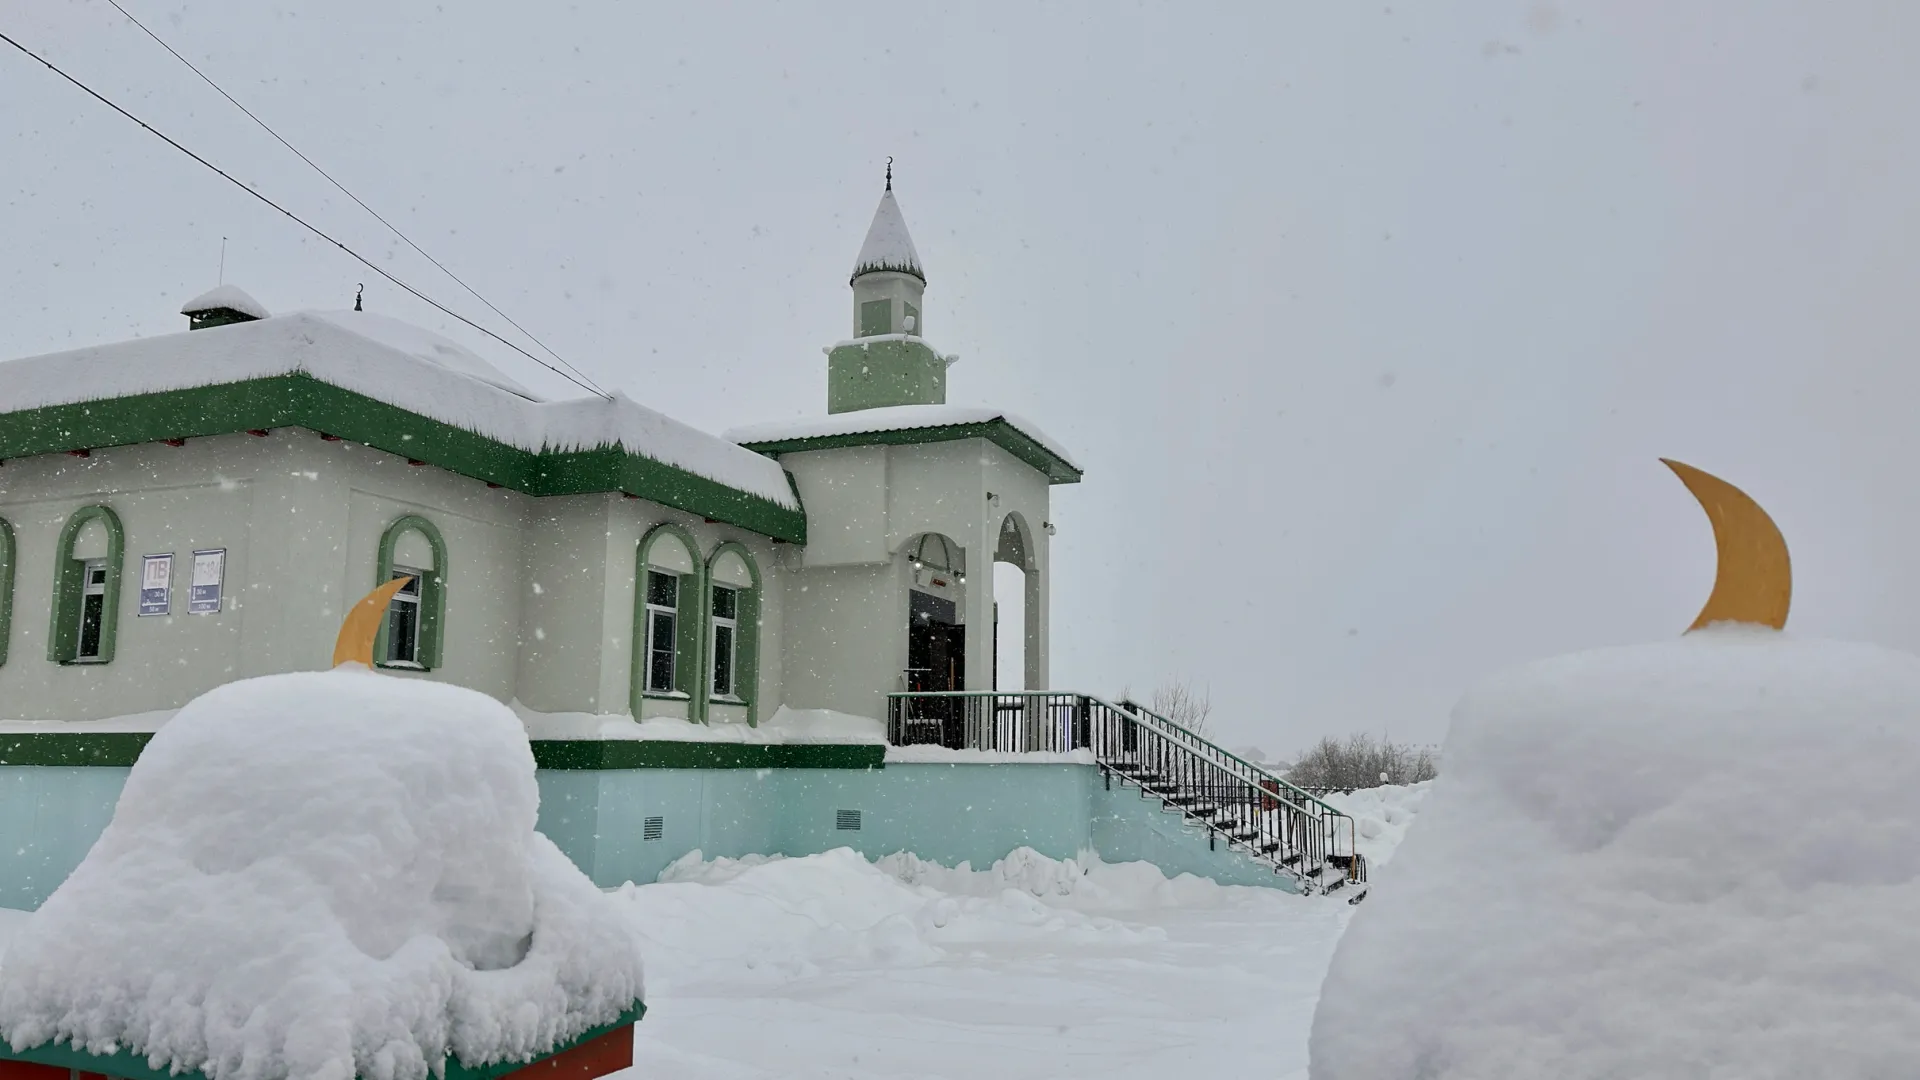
[642,690,691,700]
[66,657,109,666]
[378,660,427,671]
[710,695,748,706]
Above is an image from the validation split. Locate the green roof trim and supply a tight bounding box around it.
[739,419,1084,484]
[0,375,807,543]
[0,731,881,770]
[0,1004,646,1080]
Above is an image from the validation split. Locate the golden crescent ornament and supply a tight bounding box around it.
[332,576,415,668]
[1661,459,1791,632]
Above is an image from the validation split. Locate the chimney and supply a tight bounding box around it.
[179,285,269,330]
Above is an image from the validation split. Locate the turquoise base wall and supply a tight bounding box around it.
[0,762,1294,911]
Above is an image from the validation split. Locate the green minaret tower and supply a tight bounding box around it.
[827,166,949,413]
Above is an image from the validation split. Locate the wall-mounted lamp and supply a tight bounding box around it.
[986,491,1000,505]
[1043,522,1057,536]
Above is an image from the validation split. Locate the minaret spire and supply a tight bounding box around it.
[828,167,946,413]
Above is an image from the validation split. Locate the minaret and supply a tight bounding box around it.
[827,162,949,414]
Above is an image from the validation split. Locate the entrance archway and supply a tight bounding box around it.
[993,513,1039,692]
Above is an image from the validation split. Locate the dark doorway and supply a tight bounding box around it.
[906,590,965,747]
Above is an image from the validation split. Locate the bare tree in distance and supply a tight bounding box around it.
[1148,679,1213,738]
[1287,732,1437,790]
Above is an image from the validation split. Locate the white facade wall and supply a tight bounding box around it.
[0,431,790,726]
[777,436,1052,720]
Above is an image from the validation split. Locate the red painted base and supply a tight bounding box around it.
[0,1024,634,1080]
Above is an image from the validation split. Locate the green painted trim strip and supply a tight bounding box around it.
[739,419,1083,484]
[0,1005,646,1080]
[0,375,808,543]
[0,733,881,770]
[530,740,884,770]
[0,731,151,766]
[0,516,14,668]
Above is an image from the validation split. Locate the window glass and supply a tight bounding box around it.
[648,610,676,692]
[386,567,423,665]
[711,584,737,620]
[712,624,734,696]
[76,559,108,660]
[647,570,678,608]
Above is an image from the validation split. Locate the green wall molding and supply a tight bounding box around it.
[633,523,708,722]
[0,1004,647,1080]
[531,740,884,770]
[48,504,125,665]
[0,516,14,668]
[705,540,763,727]
[741,418,1083,484]
[0,732,153,766]
[0,374,807,543]
[375,514,449,670]
[0,731,883,770]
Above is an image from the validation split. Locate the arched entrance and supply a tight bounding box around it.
[903,532,967,696]
[993,512,1039,692]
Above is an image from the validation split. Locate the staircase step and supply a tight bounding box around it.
[1256,842,1281,855]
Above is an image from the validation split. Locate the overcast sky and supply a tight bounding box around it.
[6,2,1919,753]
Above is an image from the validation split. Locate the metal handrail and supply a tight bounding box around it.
[1119,701,1349,820]
[884,690,1365,891]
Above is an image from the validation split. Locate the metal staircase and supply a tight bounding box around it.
[886,691,1367,898]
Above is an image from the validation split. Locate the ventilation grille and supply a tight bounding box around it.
[642,816,664,842]
[835,809,863,832]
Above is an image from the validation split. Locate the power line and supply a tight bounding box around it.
[0,26,610,400]
[98,0,605,397]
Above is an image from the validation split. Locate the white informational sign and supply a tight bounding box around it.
[138,553,173,617]
[188,549,226,614]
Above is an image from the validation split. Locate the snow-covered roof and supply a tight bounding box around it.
[179,284,269,320]
[308,310,533,398]
[851,189,924,283]
[728,404,1080,481]
[0,312,802,516]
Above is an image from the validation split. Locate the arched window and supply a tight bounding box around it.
[706,542,763,726]
[0,516,15,668]
[49,505,124,665]
[375,514,447,670]
[633,523,705,718]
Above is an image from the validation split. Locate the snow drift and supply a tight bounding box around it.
[0,669,643,1080]
[1310,627,1920,1079]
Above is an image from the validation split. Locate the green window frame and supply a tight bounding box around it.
[633,523,706,719]
[48,505,125,665]
[374,514,447,671]
[0,516,15,668]
[705,541,762,726]
[859,298,892,337]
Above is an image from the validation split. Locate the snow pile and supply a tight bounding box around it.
[1319,781,1430,870]
[1311,627,1920,1080]
[0,670,643,1080]
[514,703,884,744]
[623,846,1261,990]
[180,284,270,320]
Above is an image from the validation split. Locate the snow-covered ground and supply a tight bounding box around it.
[608,785,1428,1079]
